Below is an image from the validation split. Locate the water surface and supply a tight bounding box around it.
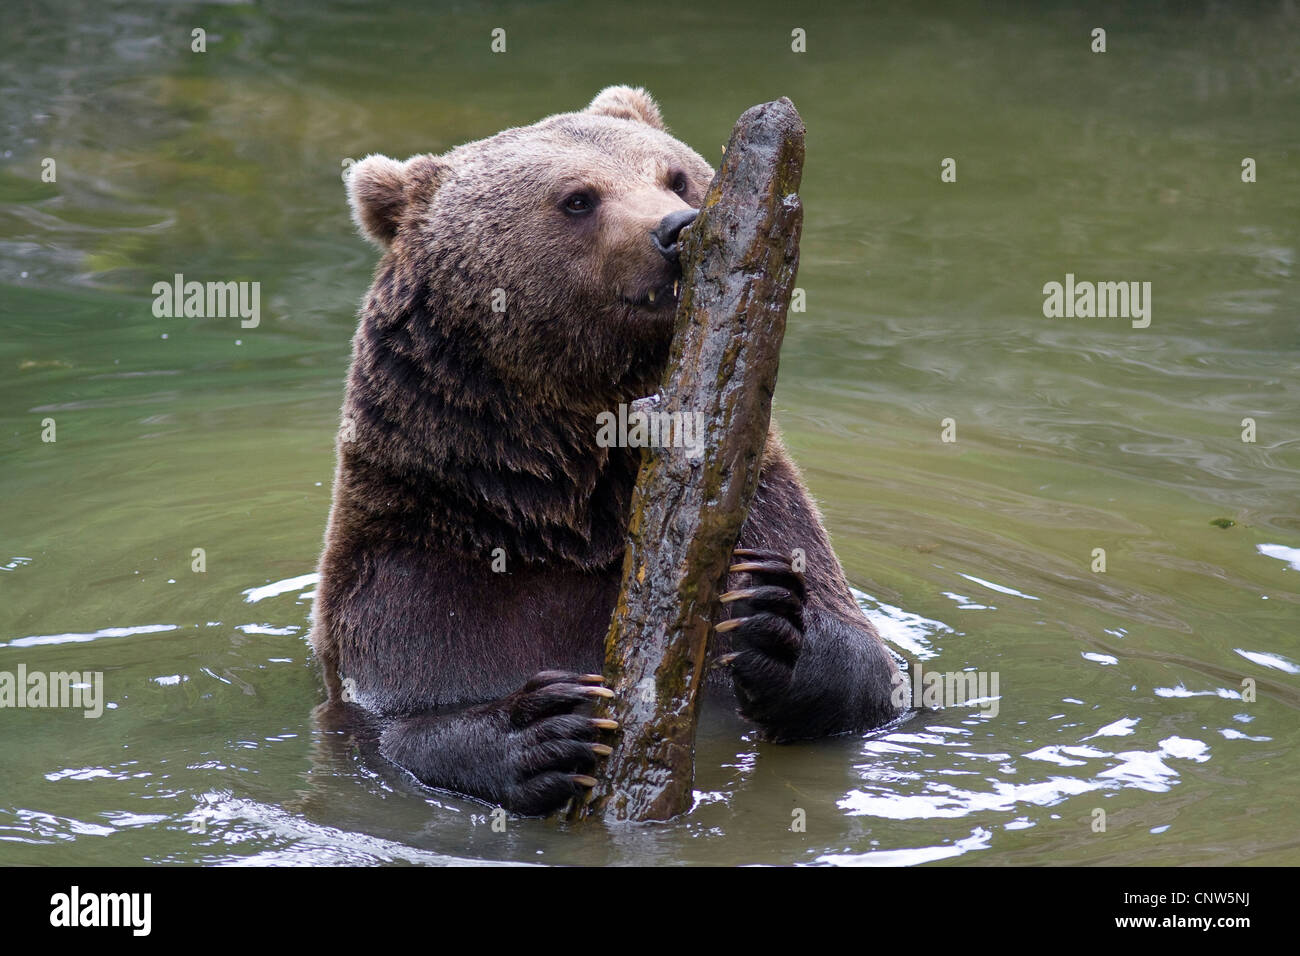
[2,0,1298,865]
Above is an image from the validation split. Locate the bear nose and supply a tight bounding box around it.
[651,209,699,263]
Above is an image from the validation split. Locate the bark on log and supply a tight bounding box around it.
[569,98,805,822]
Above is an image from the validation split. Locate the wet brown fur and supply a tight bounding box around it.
[310,87,903,811]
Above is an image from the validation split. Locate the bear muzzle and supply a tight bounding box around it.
[650,208,698,265]
[620,278,680,313]
[617,208,698,312]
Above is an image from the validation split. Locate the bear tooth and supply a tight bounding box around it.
[648,290,656,303]
[673,280,679,297]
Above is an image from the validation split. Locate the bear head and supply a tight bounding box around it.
[336,88,717,567]
[345,86,715,404]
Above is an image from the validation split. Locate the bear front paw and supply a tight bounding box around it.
[498,670,617,815]
[716,548,805,731]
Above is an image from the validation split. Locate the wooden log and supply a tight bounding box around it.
[569,97,805,822]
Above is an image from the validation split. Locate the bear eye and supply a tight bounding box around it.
[670,172,688,195]
[561,191,597,215]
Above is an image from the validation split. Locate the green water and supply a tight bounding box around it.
[2,0,1297,865]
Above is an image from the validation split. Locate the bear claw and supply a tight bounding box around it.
[716,547,808,724]
[489,671,622,813]
[731,547,786,559]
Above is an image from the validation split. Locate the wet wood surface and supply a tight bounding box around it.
[569,97,805,822]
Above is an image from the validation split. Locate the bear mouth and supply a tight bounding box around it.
[621,278,680,313]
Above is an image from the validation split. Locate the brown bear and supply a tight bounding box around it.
[311,86,904,815]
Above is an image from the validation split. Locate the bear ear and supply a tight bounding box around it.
[346,153,450,248]
[585,86,665,130]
